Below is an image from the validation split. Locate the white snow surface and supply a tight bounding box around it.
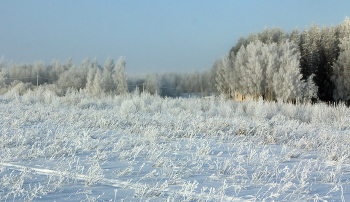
[0,88,350,201]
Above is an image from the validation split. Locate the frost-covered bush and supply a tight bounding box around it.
[10,81,33,96]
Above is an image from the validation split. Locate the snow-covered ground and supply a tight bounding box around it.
[1,88,350,201]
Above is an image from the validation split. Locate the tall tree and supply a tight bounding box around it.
[113,57,128,95]
[315,25,339,101]
[234,45,249,95]
[258,27,271,44]
[338,16,350,39]
[299,27,313,80]
[92,69,103,97]
[269,27,287,45]
[265,42,279,101]
[229,35,247,57]
[309,24,321,47]
[215,54,234,97]
[102,57,115,93]
[289,27,300,45]
[273,40,304,102]
[331,36,350,101]
[241,40,269,98]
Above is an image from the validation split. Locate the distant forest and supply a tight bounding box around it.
[1,17,350,103]
[0,56,214,98]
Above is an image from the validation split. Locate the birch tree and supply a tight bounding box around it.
[273,40,304,102]
[92,69,103,97]
[113,57,128,95]
[102,57,115,93]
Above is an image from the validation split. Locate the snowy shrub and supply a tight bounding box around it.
[120,99,137,115]
[10,81,33,96]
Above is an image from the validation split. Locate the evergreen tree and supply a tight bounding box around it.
[310,41,319,79]
[309,23,321,47]
[331,36,350,101]
[315,25,339,101]
[338,16,350,39]
[309,24,321,92]
[258,27,271,44]
[300,27,313,80]
[269,27,287,45]
[289,27,300,45]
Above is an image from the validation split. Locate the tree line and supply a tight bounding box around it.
[0,57,128,97]
[0,57,214,97]
[213,17,350,103]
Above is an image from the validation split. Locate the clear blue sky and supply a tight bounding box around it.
[1,1,349,75]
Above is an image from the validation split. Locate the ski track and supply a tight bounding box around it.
[0,162,239,201]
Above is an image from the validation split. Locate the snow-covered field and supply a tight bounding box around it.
[1,88,350,201]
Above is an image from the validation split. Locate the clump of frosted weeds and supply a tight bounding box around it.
[85,161,104,187]
[120,99,137,116]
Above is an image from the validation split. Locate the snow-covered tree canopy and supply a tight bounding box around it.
[219,17,350,103]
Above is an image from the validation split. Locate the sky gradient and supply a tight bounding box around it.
[1,1,350,75]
